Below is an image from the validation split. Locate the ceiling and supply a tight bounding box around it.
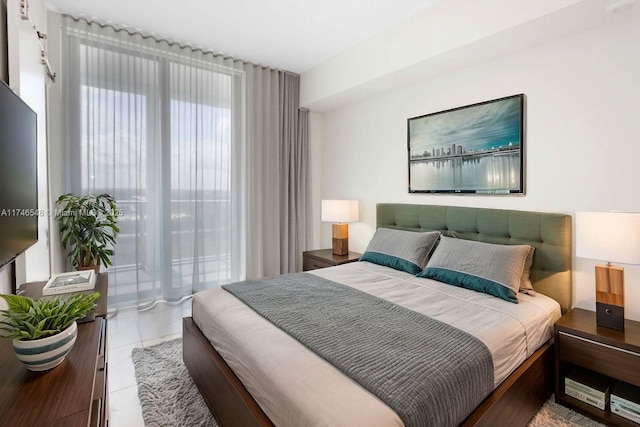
[45,0,441,73]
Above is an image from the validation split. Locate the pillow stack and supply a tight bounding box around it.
[359,229,535,303]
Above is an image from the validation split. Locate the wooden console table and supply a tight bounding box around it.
[0,273,109,427]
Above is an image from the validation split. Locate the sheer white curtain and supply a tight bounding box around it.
[59,16,309,310]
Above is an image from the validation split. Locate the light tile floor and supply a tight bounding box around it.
[107,298,192,426]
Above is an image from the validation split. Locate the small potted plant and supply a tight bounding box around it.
[55,193,120,273]
[0,292,100,371]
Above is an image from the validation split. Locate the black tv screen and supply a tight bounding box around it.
[0,81,38,269]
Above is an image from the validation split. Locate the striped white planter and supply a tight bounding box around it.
[12,321,78,371]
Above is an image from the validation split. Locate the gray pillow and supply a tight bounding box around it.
[360,228,441,275]
[417,236,532,303]
[519,246,536,295]
[449,231,536,295]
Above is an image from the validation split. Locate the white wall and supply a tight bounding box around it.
[46,11,64,275]
[316,12,640,320]
[1,0,7,83]
[0,0,50,294]
[301,0,605,112]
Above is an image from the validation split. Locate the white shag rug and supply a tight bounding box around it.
[132,338,217,427]
[528,396,606,427]
[133,338,605,427]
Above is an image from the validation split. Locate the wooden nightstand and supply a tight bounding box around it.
[303,249,361,271]
[555,308,640,426]
[0,274,109,427]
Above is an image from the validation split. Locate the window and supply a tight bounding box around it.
[67,39,244,308]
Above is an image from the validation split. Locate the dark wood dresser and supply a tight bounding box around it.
[0,273,109,427]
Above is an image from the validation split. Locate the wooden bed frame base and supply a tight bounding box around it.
[183,316,554,427]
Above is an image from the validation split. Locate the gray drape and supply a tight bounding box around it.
[244,68,310,278]
[58,16,310,308]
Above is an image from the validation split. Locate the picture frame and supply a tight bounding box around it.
[408,94,525,194]
[42,270,97,296]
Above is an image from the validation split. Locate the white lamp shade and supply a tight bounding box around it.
[576,211,640,265]
[321,200,359,223]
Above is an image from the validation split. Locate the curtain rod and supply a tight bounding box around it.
[64,14,298,77]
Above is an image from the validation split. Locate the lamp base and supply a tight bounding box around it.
[596,302,625,331]
[332,223,349,256]
[595,264,625,331]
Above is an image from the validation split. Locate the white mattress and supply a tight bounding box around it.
[192,261,561,427]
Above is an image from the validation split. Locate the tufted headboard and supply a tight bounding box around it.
[377,203,572,313]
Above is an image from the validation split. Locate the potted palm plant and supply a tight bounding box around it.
[0,292,99,371]
[55,193,120,273]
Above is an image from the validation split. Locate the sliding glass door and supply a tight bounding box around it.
[65,36,244,309]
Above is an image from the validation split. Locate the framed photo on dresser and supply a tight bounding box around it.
[42,270,96,296]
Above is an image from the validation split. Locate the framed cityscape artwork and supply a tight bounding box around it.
[408,94,525,194]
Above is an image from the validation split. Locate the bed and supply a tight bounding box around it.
[183,203,572,427]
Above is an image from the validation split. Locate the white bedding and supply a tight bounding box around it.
[192,261,561,427]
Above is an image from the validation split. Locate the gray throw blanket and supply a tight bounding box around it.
[223,273,494,427]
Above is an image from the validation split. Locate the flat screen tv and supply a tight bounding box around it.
[0,80,38,269]
[408,94,525,194]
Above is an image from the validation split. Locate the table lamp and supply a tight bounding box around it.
[576,211,640,331]
[321,200,359,256]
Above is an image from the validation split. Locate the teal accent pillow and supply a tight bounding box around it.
[360,228,441,275]
[417,236,532,303]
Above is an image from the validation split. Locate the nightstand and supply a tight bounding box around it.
[303,249,361,271]
[555,308,640,426]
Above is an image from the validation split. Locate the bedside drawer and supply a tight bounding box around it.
[303,257,333,271]
[558,331,640,386]
[90,318,108,427]
[303,250,361,272]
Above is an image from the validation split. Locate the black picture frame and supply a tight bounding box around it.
[408,94,525,194]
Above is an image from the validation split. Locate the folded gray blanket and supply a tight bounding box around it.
[223,273,494,427]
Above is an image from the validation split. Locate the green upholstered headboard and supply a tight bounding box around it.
[376,203,572,313]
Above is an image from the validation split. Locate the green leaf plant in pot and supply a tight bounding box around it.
[0,292,99,371]
[56,193,120,274]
